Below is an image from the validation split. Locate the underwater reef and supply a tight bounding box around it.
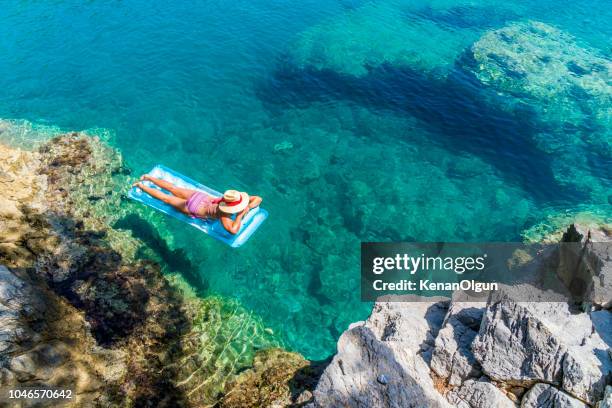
[460,21,612,204]
[287,1,519,78]
[284,13,611,207]
[0,133,315,407]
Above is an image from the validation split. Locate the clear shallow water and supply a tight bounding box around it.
[0,0,610,359]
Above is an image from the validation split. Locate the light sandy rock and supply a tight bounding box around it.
[473,298,569,386]
[521,383,587,408]
[365,299,450,353]
[308,300,451,407]
[446,378,515,408]
[563,338,611,405]
[0,265,125,405]
[473,295,611,403]
[0,265,44,355]
[431,301,485,386]
[0,143,47,267]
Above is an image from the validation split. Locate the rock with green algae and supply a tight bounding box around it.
[0,133,296,407]
[465,21,611,128]
[173,295,281,407]
[522,207,611,243]
[219,348,323,408]
[37,133,140,259]
[461,21,612,202]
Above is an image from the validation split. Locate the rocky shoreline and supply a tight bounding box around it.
[1,134,610,407]
[305,224,611,408]
[0,134,314,407]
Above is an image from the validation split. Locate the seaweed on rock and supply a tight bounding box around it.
[460,21,612,203]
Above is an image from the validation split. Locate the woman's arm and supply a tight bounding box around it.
[220,195,262,235]
[220,207,249,235]
[248,195,262,209]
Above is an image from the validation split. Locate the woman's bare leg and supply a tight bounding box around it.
[134,182,190,215]
[141,175,197,199]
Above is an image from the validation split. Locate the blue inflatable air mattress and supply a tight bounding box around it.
[128,165,267,248]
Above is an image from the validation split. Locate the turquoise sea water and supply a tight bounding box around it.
[0,1,610,359]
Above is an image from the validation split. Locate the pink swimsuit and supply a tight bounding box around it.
[186,192,221,219]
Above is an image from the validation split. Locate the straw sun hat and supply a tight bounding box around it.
[218,190,249,214]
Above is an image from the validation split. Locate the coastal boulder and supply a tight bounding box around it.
[445,378,515,408]
[430,301,485,386]
[308,299,451,407]
[558,224,612,309]
[0,265,125,404]
[562,323,611,404]
[473,298,568,386]
[473,296,611,403]
[520,383,587,408]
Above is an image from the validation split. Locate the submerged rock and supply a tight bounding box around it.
[522,210,611,244]
[465,21,611,132]
[289,2,482,77]
[220,348,322,407]
[174,295,280,406]
[462,21,612,202]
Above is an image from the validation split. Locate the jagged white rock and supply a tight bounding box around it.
[307,299,451,408]
[446,378,515,408]
[521,383,587,408]
[473,299,569,386]
[430,301,485,386]
[473,296,611,404]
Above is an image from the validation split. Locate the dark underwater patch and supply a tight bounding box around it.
[257,56,581,205]
[114,213,208,293]
[567,61,590,76]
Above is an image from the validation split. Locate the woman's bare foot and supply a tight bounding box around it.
[132,181,143,188]
[140,174,152,181]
